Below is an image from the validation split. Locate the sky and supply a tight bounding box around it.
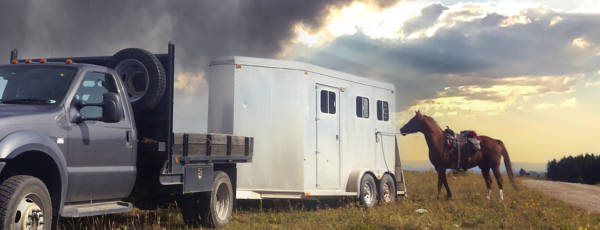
[287,0,600,164]
[0,0,598,165]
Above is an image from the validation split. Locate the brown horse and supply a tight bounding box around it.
[399,111,517,200]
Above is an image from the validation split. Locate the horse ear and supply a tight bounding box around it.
[416,110,422,116]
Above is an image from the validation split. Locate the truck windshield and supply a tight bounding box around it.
[0,66,77,105]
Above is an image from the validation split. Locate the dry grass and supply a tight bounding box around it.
[58,171,600,229]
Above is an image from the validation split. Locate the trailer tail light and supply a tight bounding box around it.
[39,58,47,63]
[25,59,31,64]
[65,59,73,64]
[305,192,310,197]
[10,59,17,64]
[236,64,242,69]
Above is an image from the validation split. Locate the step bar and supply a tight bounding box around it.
[61,201,133,218]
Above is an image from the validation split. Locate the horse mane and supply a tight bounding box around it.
[422,115,443,132]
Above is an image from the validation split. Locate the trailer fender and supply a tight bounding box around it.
[0,131,69,214]
[345,169,375,197]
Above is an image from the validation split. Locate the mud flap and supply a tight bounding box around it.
[394,136,407,196]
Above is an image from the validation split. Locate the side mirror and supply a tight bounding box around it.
[100,92,123,123]
[72,92,123,123]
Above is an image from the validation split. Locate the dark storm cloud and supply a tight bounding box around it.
[0,0,403,86]
[402,3,448,35]
[0,0,396,71]
[0,0,395,131]
[389,11,600,78]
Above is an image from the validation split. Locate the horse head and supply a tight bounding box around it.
[400,111,424,136]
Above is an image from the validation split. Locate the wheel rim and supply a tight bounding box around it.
[362,181,374,206]
[13,193,44,230]
[382,182,392,203]
[115,59,150,103]
[215,182,230,221]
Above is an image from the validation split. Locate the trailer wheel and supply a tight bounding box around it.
[0,175,52,230]
[108,48,166,112]
[181,171,233,228]
[359,173,377,208]
[379,174,396,204]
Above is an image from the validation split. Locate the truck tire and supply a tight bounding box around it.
[0,175,52,230]
[108,48,166,112]
[359,173,377,208]
[181,171,233,228]
[379,174,396,204]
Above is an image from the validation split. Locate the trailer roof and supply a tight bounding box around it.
[210,56,395,90]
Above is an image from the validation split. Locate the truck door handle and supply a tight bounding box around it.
[125,131,133,148]
[126,131,131,143]
[336,134,339,141]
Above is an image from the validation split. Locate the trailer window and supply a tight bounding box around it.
[356,96,369,118]
[377,100,389,121]
[320,90,336,114]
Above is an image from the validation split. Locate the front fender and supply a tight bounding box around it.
[0,130,69,215]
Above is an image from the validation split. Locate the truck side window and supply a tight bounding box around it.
[377,100,389,121]
[356,96,369,118]
[320,90,336,114]
[75,72,120,119]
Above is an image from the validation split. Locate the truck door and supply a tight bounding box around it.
[66,71,136,202]
[316,84,340,189]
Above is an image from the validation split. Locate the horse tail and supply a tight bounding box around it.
[498,140,518,191]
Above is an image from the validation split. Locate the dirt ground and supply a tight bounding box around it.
[521,179,600,214]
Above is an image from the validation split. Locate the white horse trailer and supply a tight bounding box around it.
[207,57,406,206]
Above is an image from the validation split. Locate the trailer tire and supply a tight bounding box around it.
[108,48,166,112]
[379,174,396,204]
[181,171,233,228]
[0,175,52,230]
[359,173,377,208]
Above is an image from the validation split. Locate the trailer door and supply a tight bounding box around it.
[316,84,340,189]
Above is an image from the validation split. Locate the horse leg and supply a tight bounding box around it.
[492,166,504,201]
[481,168,492,200]
[437,170,443,198]
[441,170,452,199]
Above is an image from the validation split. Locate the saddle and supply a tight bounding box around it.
[444,126,481,170]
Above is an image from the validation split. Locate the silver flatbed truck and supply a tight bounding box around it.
[0,43,252,229]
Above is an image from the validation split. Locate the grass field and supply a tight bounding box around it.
[58,171,600,229]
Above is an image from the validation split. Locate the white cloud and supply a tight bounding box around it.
[408,74,583,113]
[174,72,207,93]
[572,37,591,49]
[500,15,532,27]
[560,97,577,108]
[585,81,600,87]
[549,15,563,26]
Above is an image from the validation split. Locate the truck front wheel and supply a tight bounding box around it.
[181,171,233,228]
[0,175,52,230]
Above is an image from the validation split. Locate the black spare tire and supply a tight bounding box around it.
[108,48,166,112]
